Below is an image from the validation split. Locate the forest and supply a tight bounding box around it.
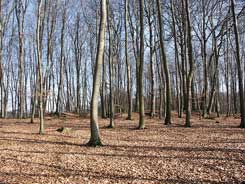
[0,0,244,183]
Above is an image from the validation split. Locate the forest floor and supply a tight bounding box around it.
[0,112,244,184]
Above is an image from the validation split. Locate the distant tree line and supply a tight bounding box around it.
[0,0,244,145]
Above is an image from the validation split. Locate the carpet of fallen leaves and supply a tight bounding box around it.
[0,113,244,184]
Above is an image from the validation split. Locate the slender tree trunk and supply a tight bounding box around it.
[231,0,245,128]
[225,25,231,117]
[37,0,44,134]
[138,0,145,129]
[82,59,88,112]
[107,4,115,128]
[31,44,37,123]
[201,0,208,118]
[225,49,230,117]
[147,2,156,118]
[107,2,114,127]
[191,78,196,111]
[0,0,5,118]
[156,49,164,120]
[180,1,187,113]
[156,0,171,125]
[15,0,26,119]
[128,6,139,113]
[184,0,194,127]
[207,18,222,116]
[170,0,181,118]
[87,0,107,146]
[125,0,132,120]
[75,14,81,114]
[56,6,66,116]
[100,53,107,118]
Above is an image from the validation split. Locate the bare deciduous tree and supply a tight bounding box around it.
[87,0,107,146]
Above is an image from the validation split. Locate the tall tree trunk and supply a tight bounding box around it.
[138,0,145,129]
[125,0,132,120]
[180,0,187,113]
[107,3,114,128]
[100,53,107,118]
[225,27,231,117]
[15,0,26,118]
[207,18,222,116]
[56,6,66,116]
[128,5,139,113]
[231,0,245,128]
[82,59,88,112]
[37,0,44,134]
[87,0,107,146]
[0,0,5,118]
[201,0,208,118]
[156,49,164,120]
[31,54,38,124]
[156,0,171,125]
[184,0,194,127]
[191,78,196,111]
[170,0,181,118]
[232,70,237,115]
[75,14,81,114]
[147,1,156,118]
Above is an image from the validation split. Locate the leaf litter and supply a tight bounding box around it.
[0,113,244,184]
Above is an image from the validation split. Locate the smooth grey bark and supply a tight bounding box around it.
[128,1,139,113]
[87,0,107,146]
[56,4,66,116]
[0,0,5,118]
[107,1,115,128]
[156,0,171,125]
[184,0,194,127]
[15,0,27,119]
[225,28,231,117]
[100,52,107,119]
[125,0,132,120]
[37,0,44,134]
[170,0,181,118]
[146,1,156,118]
[74,14,81,114]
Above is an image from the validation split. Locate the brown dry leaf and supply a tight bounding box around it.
[0,113,244,184]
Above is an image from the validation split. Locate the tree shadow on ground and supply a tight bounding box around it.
[0,136,244,154]
[0,136,82,147]
[0,157,236,184]
[1,148,244,164]
[0,131,75,138]
[106,144,245,154]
